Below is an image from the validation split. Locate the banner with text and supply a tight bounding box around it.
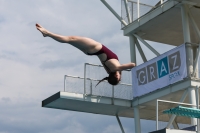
[132,44,187,97]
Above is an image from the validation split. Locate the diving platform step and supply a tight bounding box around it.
[42,92,133,117]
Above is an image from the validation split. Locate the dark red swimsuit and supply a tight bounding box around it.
[87,45,119,73]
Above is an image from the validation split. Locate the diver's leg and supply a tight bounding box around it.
[36,24,102,53]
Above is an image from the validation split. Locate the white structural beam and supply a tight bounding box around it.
[129,36,136,63]
[129,35,140,133]
[166,89,188,128]
[135,38,147,62]
[132,79,200,106]
[181,4,197,125]
[116,115,125,133]
[128,0,154,8]
[195,86,199,133]
[137,0,140,18]
[134,106,141,133]
[188,10,200,40]
[188,10,200,77]
[100,0,127,26]
[172,120,179,129]
[192,44,200,77]
[124,0,131,23]
[133,34,160,56]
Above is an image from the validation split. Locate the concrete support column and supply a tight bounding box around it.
[129,35,141,132]
[129,36,136,63]
[181,4,193,76]
[134,106,141,133]
[188,87,197,125]
[181,4,197,125]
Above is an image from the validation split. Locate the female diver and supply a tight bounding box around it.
[36,23,136,86]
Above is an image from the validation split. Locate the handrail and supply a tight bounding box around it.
[127,0,155,8]
[64,74,133,100]
[85,62,131,71]
[64,74,132,85]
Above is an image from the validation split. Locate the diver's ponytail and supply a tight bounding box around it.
[95,77,108,87]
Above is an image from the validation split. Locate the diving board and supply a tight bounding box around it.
[41,77,200,124]
[42,91,133,117]
[163,106,200,118]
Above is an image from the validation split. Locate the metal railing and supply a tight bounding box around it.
[121,0,169,28]
[64,75,132,100]
[64,63,133,100]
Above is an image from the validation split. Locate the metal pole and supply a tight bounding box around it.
[133,34,160,56]
[195,86,199,133]
[130,35,140,132]
[124,0,131,23]
[188,10,200,41]
[187,89,197,126]
[90,79,92,95]
[129,36,136,63]
[132,2,133,22]
[112,85,114,105]
[181,4,197,125]
[192,45,200,77]
[135,38,147,62]
[101,0,128,26]
[181,4,193,76]
[157,99,197,106]
[137,0,140,19]
[116,115,125,133]
[188,10,200,77]
[64,75,66,91]
[84,63,87,96]
[134,106,141,133]
[156,99,159,130]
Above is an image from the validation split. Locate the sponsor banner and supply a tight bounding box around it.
[132,44,187,97]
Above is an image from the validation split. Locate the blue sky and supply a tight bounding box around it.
[0,0,175,133]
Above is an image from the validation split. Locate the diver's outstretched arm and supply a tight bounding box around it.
[114,63,136,71]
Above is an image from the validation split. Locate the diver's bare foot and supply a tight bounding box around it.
[36,23,48,37]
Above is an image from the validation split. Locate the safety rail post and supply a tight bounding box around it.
[137,0,140,19]
[64,75,66,91]
[131,2,133,22]
[112,85,114,105]
[90,79,92,95]
[84,63,87,96]
[195,86,199,133]
[156,99,159,130]
[124,0,131,23]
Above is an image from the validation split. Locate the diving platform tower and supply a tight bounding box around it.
[42,0,200,133]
